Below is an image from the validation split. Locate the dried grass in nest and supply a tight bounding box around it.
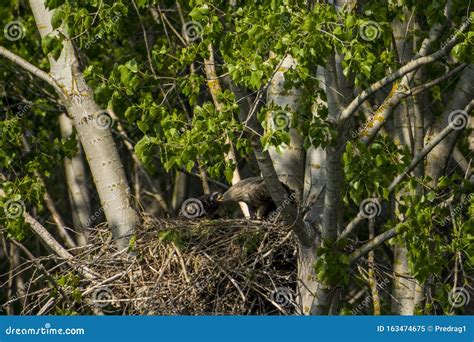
[21,216,299,315]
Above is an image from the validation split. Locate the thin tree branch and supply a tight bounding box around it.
[9,238,72,305]
[410,64,466,97]
[338,20,470,123]
[339,104,471,241]
[452,146,472,179]
[387,113,470,192]
[131,0,156,75]
[349,227,397,264]
[21,136,77,249]
[0,46,65,97]
[417,0,453,56]
[203,42,250,217]
[23,212,96,280]
[360,64,467,145]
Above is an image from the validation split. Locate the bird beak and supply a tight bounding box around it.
[211,192,224,202]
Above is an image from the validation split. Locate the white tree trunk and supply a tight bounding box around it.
[303,66,327,211]
[266,54,305,199]
[59,114,91,246]
[299,67,327,314]
[171,171,187,213]
[29,0,137,249]
[426,67,474,180]
[391,244,416,314]
[296,243,320,314]
[391,17,416,315]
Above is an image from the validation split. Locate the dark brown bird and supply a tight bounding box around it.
[221,177,295,219]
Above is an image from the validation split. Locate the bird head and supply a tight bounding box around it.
[210,191,224,203]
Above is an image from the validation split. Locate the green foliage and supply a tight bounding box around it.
[54,273,82,305]
[314,240,350,286]
[0,98,77,238]
[394,176,474,284]
[236,231,264,256]
[343,136,410,204]
[157,229,186,250]
[1,0,472,315]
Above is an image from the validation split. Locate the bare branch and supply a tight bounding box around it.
[387,109,471,192]
[349,227,397,264]
[359,64,467,145]
[0,46,64,97]
[339,101,472,241]
[338,20,470,123]
[410,64,467,96]
[131,0,156,75]
[24,212,96,280]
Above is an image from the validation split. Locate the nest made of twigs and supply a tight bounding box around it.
[16,216,299,315]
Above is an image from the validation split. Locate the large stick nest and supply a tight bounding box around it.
[15,216,299,315]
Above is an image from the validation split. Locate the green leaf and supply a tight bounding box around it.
[45,0,65,9]
[125,59,139,73]
[51,9,64,30]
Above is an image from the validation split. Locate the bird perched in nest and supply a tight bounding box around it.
[179,192,223,219]
[220,177,295,220]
